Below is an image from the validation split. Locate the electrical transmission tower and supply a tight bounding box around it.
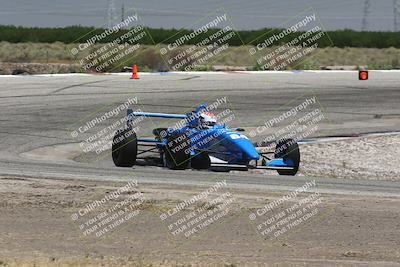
[121,2,125,22]
[362,0,371,31]
[107,0,117,28]
[394,0,400,31]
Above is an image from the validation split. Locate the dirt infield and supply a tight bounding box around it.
[1,175,400,266]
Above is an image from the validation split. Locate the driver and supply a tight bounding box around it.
[198,111,216,129]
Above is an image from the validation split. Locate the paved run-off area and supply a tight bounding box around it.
[0,71,399,266]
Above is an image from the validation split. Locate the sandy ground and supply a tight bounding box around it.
[300,134,400,180]
[251,134,400,181]
[1,176,400,267]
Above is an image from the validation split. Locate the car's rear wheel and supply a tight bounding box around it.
[191,152,211,170]
[152,128,168,139]
[112,128,138,167]
[274,139,300,176]
[164,133,190,170]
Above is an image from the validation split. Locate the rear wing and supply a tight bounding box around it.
[127,108,188,119]
[127,104,208,128]
[126,108,188,146]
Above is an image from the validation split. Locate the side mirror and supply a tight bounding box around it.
[236,128,245,132]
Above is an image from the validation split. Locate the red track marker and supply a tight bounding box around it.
[359,70,368,80]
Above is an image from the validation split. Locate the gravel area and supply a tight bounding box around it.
[300,134,400,180]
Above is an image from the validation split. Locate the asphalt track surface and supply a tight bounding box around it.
[1,71,400,196]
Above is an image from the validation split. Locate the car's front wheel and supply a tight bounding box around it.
[274,139,300,176]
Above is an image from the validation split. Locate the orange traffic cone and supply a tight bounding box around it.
[131,64,139,79]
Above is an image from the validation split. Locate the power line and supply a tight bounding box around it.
[121,2,125,22]
[362,0,371,31]
[394,0,400,31]
[107,0,117,28]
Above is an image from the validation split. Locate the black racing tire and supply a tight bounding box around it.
[274,139,300,176]
[191,152,211,170]
[152,128,169,139]
[164,133,190,170]
[112,128,138,167]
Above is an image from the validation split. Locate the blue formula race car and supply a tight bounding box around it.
[112,104,300,175]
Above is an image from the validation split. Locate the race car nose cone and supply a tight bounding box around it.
[235,139,260,161]
[244,146,260,160]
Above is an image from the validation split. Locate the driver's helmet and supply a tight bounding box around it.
[199,111,216,128]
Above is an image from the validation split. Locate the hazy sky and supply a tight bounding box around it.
[0,0,397,31]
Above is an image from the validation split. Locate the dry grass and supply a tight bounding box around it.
[1,41,400,73]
